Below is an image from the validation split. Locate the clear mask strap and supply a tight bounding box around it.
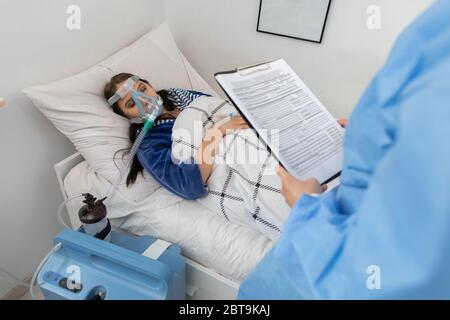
[130,118,145,124]
[107,75,140,106]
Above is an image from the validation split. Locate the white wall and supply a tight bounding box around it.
[165,0,433,117]
[0,0,165,296]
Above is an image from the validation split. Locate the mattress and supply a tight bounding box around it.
[63,160,274,282]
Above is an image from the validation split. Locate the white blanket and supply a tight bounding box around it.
[64,161,274,282]
[172,96,292,240]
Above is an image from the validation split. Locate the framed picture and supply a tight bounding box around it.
[257,0,332,44]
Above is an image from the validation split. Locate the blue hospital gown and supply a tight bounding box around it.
[239,0,450,299]
[137,119,208,200]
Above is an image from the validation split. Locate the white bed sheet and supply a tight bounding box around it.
[63,161,274,282]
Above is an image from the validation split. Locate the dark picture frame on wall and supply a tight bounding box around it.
[257,0,332,44]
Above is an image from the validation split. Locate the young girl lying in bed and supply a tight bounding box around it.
[104,73,250,200]
[104,73,334,240]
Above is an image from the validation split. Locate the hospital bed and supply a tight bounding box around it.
[55,152,273,300]
[25,22,275,300]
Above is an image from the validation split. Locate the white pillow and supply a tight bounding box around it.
[24,22,218,203]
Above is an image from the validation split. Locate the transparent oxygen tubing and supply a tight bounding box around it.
[54,121,153,230]
[56,117,156,229]
[57,194,84,229]
[105,118,154,201]
[2,199,74,299]
[29,243,62,300]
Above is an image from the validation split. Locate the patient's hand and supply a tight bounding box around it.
[337,118,348,128]
[277,166,327,208]
[218,116,250,137]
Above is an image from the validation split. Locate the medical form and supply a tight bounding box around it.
[215,59,344,184]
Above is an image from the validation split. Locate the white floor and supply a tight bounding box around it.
[20,286,44,300]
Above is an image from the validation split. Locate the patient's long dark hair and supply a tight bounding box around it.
[104,73,176,186]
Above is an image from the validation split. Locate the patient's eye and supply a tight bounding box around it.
[126,99,135,108]
[139,84,146,92]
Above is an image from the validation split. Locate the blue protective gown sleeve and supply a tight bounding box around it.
[239,0,450,299]
[137,122,208,200]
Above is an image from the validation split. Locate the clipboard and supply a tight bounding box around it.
[215,60,274,77]
[214,60,341,185]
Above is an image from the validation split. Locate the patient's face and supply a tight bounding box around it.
[116,80,158,119]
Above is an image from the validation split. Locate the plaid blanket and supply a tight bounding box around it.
[171,96,291,240]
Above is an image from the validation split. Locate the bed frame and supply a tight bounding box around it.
[55,152,240,300]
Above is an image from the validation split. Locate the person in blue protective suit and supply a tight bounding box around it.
[239,0,450,299]
[104,73,249,200]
